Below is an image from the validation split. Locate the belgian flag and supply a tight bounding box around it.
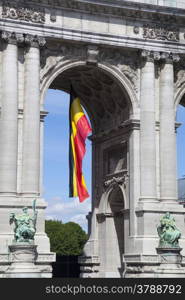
[69,88,92,202]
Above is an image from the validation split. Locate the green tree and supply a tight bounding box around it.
[45,220,88,255]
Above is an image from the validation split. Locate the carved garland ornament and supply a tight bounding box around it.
[143,24,179,42]
[2,5,45,24]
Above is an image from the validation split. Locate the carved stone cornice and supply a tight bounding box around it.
[25,34,46,48]
[2,0,185,28]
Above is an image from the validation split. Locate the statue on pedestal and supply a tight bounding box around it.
[157,212,181,248]
[9,200,38,243]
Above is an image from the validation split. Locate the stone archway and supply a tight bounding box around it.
[40,55,135,277]
[1,0,185,279]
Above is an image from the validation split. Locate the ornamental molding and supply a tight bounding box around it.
[2,3,45,24]
[143,24,179,42]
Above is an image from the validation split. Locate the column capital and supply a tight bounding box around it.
[160,52,180,63]
[141,50,180,64]
[141,50,160,62]
[1,31,24,45]
[24,34,46,48]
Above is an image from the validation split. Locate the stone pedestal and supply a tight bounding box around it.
[125,248,185,278]
[5,242,41,278]
[156,247,182,264]
[154,247,185,278]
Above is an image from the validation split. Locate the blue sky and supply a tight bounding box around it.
[43,89,185,231]
[176,104,185,178]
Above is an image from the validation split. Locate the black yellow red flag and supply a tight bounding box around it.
[69,88,92,202]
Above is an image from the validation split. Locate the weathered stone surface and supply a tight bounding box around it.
[0,0,184,278]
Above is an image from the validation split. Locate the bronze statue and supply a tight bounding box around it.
[9,200,38,243]
[157,212,181,248]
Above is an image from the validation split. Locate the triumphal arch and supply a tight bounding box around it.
[0,0,185,277]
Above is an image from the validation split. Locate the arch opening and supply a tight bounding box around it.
[47,65,132,134]
[42,63,132,276]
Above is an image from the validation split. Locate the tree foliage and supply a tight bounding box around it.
[45,220,88,255]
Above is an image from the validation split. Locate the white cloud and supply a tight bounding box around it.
[45,215,59,221]
[46,197,91,231]
[70,214,87,229]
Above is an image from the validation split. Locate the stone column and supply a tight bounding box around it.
[140,51,159,202]
[159,53,179,202]
[22,35,46,196]
[0,32,23,195]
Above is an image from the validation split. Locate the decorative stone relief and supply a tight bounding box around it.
[174,65,185,90]
[25,34,46,47]
[87,45,99,65]
[99,49,139,93]
[0,31,46,48]
[1,31,24,44]
[2,4,45,24]
[40,42,87,77]
[143,24,179,42]
[160,52,180,63]
[141,50,161,62]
